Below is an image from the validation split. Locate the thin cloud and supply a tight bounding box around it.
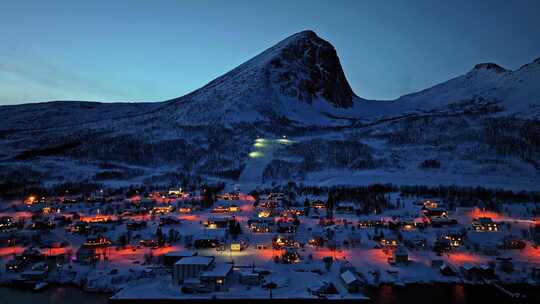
[0,46,132,104]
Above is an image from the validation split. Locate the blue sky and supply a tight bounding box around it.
[1,0,539,105]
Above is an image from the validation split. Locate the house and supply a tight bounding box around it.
[205,217,231,229]
[393,246,409,264]
[212,204,229,213]
[45,254,65,271]
[311,200,326,209]
[257,209,272,218]
[83,236,111,248]
[30,219,55,231]
[139,239,160,249]
[6,258,25,272]
[443,231,464,247]
[76,247,99,264]
[472,217,499,232]
[379,238,398,250]
[345,232,363,248]
[340,270,361,293]
[150,205,174,215]
[281,248,301,264]
[268,193,286,206]
[336,202,356,214]
[0,216,17,231]
[173,256,214,284]
[200,262,233,291]
[228,204,240,212]
[460,263,481,280]
[400,217,418,231]
[479,263,496,279]
[423,206,448,218]
[405,236,427,250]
[282,208,304,217]
[168,188,183,197]
[433,238,452,253]
[502,235,526,249]
[163,250,197,267]
[194,229,226,249]
[430,216,457,227]
[420,199,439,209]
[272,235,301,249]
[440,263,457,276]
[276,222,296,234]
[20,248,44,264]
[497,257,514,273]
[250,222,272,233]
[219,192,240,201]
[178,206,192,213]
[308,235,325,247]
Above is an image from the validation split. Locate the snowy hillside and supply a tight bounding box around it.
[394,59,540,117]
[0,30,539,190]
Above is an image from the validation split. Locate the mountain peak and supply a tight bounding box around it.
[471,63,507,73]
[261,30,356,108]
[287,29,318,39]
[173,30,357,118]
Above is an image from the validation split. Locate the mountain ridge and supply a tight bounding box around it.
[0,31,539,190]
[1,30,539,129]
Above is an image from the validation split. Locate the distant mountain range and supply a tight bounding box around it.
[1,30,539,190]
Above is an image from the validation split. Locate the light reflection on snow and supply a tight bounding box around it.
[248,151,263,158]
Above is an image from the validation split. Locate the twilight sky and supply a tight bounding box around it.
[1,0,539,105]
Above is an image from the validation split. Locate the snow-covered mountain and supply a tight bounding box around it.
[393,58,540,117]
[1,30,539,130]
[0,30,539,190]
[158,30,362,126]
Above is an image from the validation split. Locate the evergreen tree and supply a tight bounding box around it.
[156,227,165,246]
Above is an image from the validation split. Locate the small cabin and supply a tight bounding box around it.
[311,200,326,209]
[460,263,481,280]
[151,205,174,215]
[281,248,301,264]
[205,217,231,229]
[440,263,457,276]
[336,202,356,214]
[83,236,111,248]
[472,217,500,232]
[340,270,361,293]
[392,246,409,264]
[423,206,448,218]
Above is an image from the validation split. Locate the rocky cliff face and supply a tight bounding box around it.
[265,30,355,108]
